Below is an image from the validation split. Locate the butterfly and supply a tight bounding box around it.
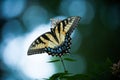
[27,16,81,57]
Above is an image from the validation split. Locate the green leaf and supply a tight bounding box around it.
[49,72,71,80]
[64,58,76,62]
[49,73,90,80]
[48,59,60,63]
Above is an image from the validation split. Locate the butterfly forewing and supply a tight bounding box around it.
[28,32,59,55]
[52,16,80,44]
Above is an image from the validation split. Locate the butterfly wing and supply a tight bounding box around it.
[51,16,80,44]
[27,32,59,55]
[44,16,80,56]
[27,16,80,56]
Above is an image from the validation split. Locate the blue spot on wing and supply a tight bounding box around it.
[51,49,53,52]
[53,50,56,53]
[59,47,62,51]
[48,48,50,51]
[65,42,68,46]
[57,50,59,53]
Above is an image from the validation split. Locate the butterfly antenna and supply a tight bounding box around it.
[59,56,68,73]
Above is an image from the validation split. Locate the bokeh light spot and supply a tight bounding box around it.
[2,20,24,41]
[107,5,120,30]
[100,4,120,30]
[22,5,48,31]
[71,30,82,53]
[68,0,86,17]
[60,0,95,24]
[1,0,26,19]
[2,24,56,79]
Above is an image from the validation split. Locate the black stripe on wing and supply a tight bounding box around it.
[57,19,68,32]
[34,37,45,45]
[42,34,50,41]
[61,19,68,31]
[50,29,59,43]
[58,24,60,33]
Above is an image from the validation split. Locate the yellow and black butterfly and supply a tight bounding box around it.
[27,16,81,57]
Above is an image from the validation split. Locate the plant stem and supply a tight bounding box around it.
[60,57,67,73]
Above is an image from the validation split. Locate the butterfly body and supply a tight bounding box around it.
[27,16,80,57]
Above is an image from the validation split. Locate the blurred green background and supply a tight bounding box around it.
[0,0,120,80]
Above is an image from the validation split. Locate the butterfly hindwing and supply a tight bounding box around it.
[45,34,72,56]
